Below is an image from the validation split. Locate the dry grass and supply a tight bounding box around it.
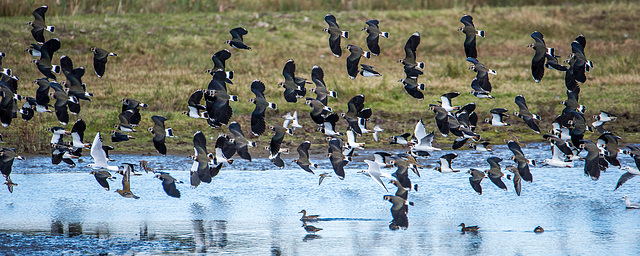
[0,3,639,154]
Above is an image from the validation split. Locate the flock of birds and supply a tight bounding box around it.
[1,6,639,233]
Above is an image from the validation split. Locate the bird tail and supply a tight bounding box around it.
[329,91,337,98]
[2,68,11,77]
[341,31,349,38]
[380,31,389,38]
[226,71,234,79]
[46,26,55,33]
[248,141,256,147]
[476,30,485,37]
[362,51,371,59]
[229,95,239,102]
[417,62,425,69]
[52,65,61,74]
[585,60,594,72]
[268,102,277,110]
[418,83,425,90]
[546,47,555,56]
[488,69,497,75]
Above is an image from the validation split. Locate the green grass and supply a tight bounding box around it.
[0,3,639,155]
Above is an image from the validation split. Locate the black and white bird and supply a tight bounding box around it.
[342,94,371,135]
[514,95,541,133]
[435,153,458,173]
[91,47,117,78]
[60,55,92,102]
[529,31,555,83]
[183,89,208,119]
[345,45,371,79]
[208,49,234,83]
[306,98,332,125]
[155,172,181,198]
[362,160,389,191]
[267,126,292,167]
[323,14,349,57]
[28,6,55,44]
[467,168,486,195]
[399,32,424,69]
[149,115,169,156]
[568,35,593,84]
[88,132,118,171]
[466,57,495,94]
[90,170,114,191]
[64,119,89,157]
[282,111,303,130]
[592,111,617,133]
[470,141,492,152]
[33,78,52,113]
[580,140,607,181]
[111,130,135,142]
[439,92,461,112]
[249,80,277,136]
[225,27,251,50]
[615,152,640,191]
[485,157,507,191]
[429,104,451,137]
[362,19,389,56]
[191,131,215,186]
[294,141,317,174]
[115,109,137,132]
[485,108,510,126]
[50,81,74,126]
[359,64,381,77]
[458,15,484,58]
[214,134,235,165]
[31,42,61,81]
[410,120,440,156]
[121,98,147,127]
[47,126,70,145]
[328,137,349,180]
[310,65,337,106]
[228,122,254,161]
[319,113,342,136]
[279,59,307,103]
[597,132,622,168]
[383,195,409,229]
[508,140,534,183]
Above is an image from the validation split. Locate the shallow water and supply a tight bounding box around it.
[1,143,640,255]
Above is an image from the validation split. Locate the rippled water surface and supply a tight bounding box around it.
[1,144,640,255]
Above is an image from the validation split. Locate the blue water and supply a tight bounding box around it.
[1,144,639,255]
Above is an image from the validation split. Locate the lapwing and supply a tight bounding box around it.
[324,14,348,57]
[362,19,388,56]
[294,141,316,174]
[529,31,555,83]
[514,95,540,133]
[249,80,276,136]
[485,108,510,126]
[228,122,254,161]
[383,195,409,229]
[435,153,458,173]
[28,6,55,44]
[91,47,117,78]
[467,168,486,195]
[226,27,251,50]
[328,137,349,180]
[345,45,371,79]
[310,65,337,105]
[149,115,169,155]
[485,157,507,191]
[458,15,484,58]
[399,32,424,69]
[155,172,181,198]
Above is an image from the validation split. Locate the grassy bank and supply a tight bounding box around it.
[0,2,638,155]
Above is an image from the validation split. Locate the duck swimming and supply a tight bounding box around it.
[299,210,319,221]
[459,223,479,233]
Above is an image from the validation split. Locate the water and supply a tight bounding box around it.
[1,143,640,255]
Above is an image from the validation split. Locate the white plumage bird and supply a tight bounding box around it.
[88,132,118,171]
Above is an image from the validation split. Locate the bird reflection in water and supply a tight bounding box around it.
[49,220,84,237]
